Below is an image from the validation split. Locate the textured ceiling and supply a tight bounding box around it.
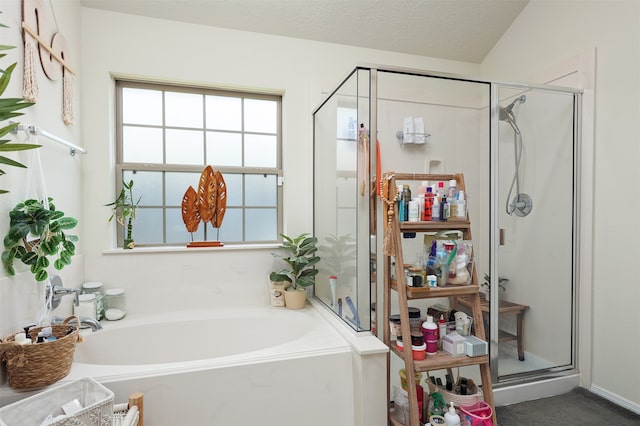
[81,0,529,63]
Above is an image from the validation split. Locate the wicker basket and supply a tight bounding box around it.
[0,316,82,390]
[428,378,483,407]
[0,377,113,426]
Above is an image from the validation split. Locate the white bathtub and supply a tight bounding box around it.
[0,306,360,426]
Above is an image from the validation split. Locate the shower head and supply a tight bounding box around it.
[499,94,526,122]
[503,95,527,115]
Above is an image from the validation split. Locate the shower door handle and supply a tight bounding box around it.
[500,228,505,245]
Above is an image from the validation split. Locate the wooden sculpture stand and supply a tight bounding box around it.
[187,241,223,248]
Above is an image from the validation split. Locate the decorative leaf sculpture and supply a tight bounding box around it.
[197,165,216,223]
[212,171,227,228]
[181,186,200,233]
[186,166,228,246]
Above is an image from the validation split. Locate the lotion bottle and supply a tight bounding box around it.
[444,402,460,426]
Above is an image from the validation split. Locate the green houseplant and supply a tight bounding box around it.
[105,179,140,249]
[2,198,78,281]
[0,14,38,194]
[270,233,320,309]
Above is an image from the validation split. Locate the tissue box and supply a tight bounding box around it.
[464,335,488,357]
[443,332,467,357]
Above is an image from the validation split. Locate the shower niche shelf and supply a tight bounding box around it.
[382,172,495,426]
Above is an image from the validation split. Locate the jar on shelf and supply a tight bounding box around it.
[74,294,97,320]
[81,281,105,320]
[104,288,127,321]
[408,307,422,335]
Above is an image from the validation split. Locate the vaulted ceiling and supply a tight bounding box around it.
[81,0,528,63]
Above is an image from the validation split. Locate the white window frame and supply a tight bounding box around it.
[115,79,283,247]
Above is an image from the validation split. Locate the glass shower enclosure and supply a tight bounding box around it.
[312,65,582,386]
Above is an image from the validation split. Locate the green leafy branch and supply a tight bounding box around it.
[0,14,39,194]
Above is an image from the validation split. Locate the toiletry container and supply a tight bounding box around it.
[456,190,466,219]
[432,196,441,221]
[422,315,439,355]
[412,343,427,360]
[408,307,422,335]
[399,368,423,391]
[447,179,457,198]
[423,186,434,220]
[445,402,461,425]
[401,185,412,222]
[74,294,97,320]
[390,314,402,337]
[408,199,420,222]
[104,288,127,320]
[81,281,105,320]
[393,386,410,425]
[438,314,447,348]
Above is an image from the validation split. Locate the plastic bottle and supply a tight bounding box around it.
[397,185,405,222]
[456,190,466,219]
[444,402,461,426]
[402,185,412,222]
[408,199,420,222]
[432,196,440,221]
[440,196,450,221]
[423,187,434,221]
[437,181,446,198]
[447,179,457,198]
[422,315,438,355]
[438,314,447,349]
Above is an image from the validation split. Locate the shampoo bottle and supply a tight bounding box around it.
[422,315,438,355]
[444,402,460,426]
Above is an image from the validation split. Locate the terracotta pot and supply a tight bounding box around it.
[284,288,307,310]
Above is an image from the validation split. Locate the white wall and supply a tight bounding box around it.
[0,0,83,336]
[78,8,480,315]
[482,0,640,410]
[5,0,636,414]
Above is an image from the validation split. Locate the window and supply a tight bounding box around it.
[115,80,282,247]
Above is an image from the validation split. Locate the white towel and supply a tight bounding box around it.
[403,116,414,143]
[414,117,426,144]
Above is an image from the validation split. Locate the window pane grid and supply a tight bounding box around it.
[116,80,282,247]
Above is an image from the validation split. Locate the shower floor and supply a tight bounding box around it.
[497,342,554,376]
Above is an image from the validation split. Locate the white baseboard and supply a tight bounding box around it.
[590,384,640,415]
[494,374,580,406]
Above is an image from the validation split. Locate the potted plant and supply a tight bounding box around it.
[481,273,509,301]
[270,233,320,309]
[2,198,78,281]
[105,179,140,249]
[0,15,38,194]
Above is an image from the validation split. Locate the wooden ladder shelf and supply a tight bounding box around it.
[381,172,496,426]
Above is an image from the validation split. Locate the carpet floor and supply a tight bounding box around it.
[495,387,640,425]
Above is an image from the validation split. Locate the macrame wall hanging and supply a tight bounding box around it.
[22,0,75,125]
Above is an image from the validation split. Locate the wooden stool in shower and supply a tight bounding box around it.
[455,294,529,361]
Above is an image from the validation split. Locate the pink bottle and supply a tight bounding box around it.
[422,315,438,355]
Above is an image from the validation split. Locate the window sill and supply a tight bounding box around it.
[102,243,279,255]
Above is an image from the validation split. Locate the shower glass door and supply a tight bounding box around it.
[491,84,580,381]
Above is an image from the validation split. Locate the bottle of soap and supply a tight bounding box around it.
[444,402,460,426]
[456,190,466,219]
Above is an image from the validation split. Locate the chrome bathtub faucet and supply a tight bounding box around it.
[51,315,103,332]
[46,274,80,310]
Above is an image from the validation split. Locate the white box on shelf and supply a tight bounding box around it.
[464,335,488,357]
[443,332,467,357]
